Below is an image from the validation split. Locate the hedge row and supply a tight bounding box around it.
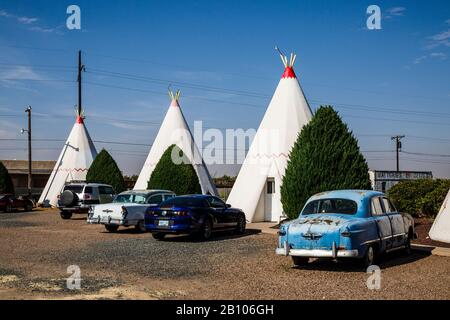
[387,179,450,218]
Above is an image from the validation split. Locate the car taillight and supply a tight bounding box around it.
[83,194,92,200]
[173,211,189,216]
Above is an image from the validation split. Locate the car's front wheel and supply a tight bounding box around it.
[292,256,309,266]
[234,215,246,235]
[134,220,146,233]
[152,233,165,240]
[60,211,72,219]
[105,224,119,233]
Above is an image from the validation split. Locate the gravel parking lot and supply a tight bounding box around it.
[0,209,449,300]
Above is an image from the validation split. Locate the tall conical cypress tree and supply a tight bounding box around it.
[86,149,126,193]
[0,161,14,194]
[148,144,201,195]
[281,106,371,219]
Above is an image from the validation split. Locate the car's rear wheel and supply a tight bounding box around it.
[404,236,412,256]
[152,233,165,240]
[292,256,309,266]
[25,203,32,212]
[198,218,212,240]
[5,204,12,213]
[60,211,72,219]
[235,215,246,235]
[105,224,119,233]
[134,220,146,233]
[361,245,375,269]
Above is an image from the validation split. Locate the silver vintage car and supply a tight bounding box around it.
[87,189,175,232]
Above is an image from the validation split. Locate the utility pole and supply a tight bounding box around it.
[77,50,85,115]
[22,106,32,197]
[391,135,405,172]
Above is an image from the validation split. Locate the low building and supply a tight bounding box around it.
[369,170,433,193]
[1,160,56,199]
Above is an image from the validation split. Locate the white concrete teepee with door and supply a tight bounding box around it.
[429,189,450,243]
[227,49,313,222]
[38,110,97,207]
[134,90,217,195]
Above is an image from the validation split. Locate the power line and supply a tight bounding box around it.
[402,150,450,158]
[84,81,265,108]
[2,44,450,103]
[87,68,271,99]
[86,67,450,119]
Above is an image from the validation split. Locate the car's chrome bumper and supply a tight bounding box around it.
[87,216,138,226]
[275,241,359,258]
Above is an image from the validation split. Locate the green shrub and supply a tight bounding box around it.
[86,149,126,193]
[0,161,14,194]
[148,144,201,195]
[388,179,450,217]
[280,106,371,219]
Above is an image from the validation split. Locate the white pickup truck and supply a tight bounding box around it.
[87,189,175,232]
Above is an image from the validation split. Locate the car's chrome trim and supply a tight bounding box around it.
[362,239,379,245]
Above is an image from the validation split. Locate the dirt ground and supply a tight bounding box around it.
[414,218,450,248]
[0,209,449,300]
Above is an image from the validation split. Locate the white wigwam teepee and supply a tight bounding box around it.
[429,189,450,243]
[227,49,313,222]
[38,110,97,207]
[134,90,217,195]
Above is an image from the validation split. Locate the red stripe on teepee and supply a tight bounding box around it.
[281,67,296,79]
[76,116,84,124]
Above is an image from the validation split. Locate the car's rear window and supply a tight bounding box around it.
[64,185,83,193]
[114,194,147,204]
[302,198,358,215]
[160,197,207,208]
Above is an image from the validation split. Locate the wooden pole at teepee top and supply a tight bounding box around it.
[77,50,85,118]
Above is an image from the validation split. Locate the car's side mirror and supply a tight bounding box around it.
[226,204,231,208]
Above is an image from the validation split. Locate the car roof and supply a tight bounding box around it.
[118,189,174,195]
[65,183,112,187]
[308,190,385,202]
[173,194,212,198]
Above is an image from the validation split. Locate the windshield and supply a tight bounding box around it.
[160,197,206,208]
[64,185,83,193]
[301,198,358,215]
[113,193,147,204]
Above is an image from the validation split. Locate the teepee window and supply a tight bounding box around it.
[267,180,275,194]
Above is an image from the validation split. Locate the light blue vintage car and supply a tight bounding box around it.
[276,190,416,268]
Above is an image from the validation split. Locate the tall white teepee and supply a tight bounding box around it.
[134,90,217,195]
[227,50,313,222]
[38,112,97,207]
[429,189,450,243]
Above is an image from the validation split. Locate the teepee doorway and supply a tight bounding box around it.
[264,178,276,221]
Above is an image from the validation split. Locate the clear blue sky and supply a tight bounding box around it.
[0,0,449,177]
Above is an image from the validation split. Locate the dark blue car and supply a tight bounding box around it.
[145,195,246,240]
